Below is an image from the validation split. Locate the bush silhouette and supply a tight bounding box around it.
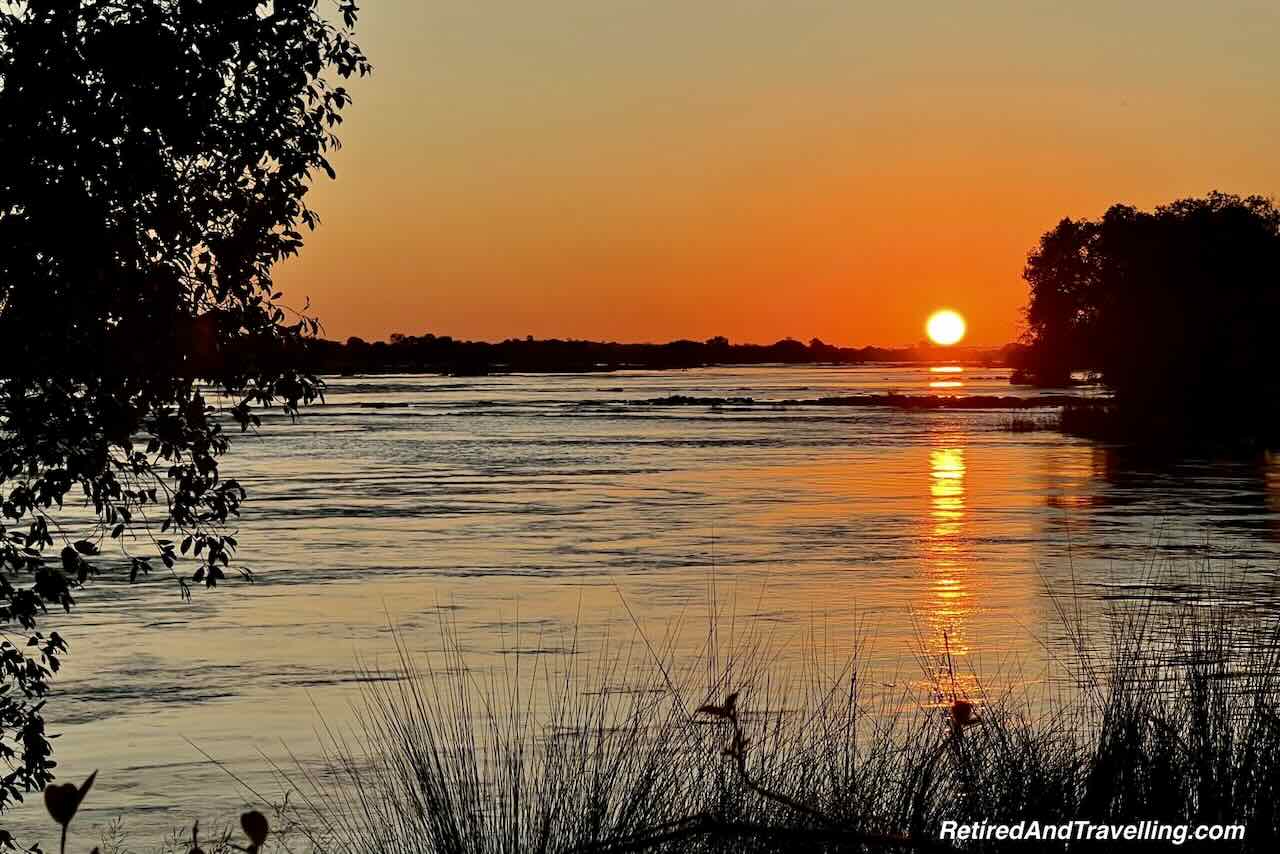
[0,0,369,817]
[1022,192,1280,443]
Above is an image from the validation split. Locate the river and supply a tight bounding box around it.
[11,365,1280,844]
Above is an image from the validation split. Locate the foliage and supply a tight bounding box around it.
[0,0,369,814]
[1021,192,1280,441]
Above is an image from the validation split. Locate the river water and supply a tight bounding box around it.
[11,365,1280,844]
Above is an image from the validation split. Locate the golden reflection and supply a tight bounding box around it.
[930,448,965,536]
[1265,450,1280,505]
[1042,445,1106,512]
[1264,452,1280,540]
[928,365,964,389]
[921,447,979,702]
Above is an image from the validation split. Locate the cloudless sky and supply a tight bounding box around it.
[275,0,1280,346]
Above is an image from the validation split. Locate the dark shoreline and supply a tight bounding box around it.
[304,333,1024,376]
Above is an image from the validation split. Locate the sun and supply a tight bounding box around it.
[926,309,966,346]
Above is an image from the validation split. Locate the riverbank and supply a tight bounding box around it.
[296,334,1023,376]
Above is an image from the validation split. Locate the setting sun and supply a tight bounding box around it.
[926,310,967,346]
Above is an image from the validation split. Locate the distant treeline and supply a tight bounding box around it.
[297,333,1023,374]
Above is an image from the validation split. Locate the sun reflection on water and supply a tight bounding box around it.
[921,447,980,701]
[1265,452,1280,519]
[928,365,965,389]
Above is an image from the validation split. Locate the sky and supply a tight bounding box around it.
[274,0,1280,347]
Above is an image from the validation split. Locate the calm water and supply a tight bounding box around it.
[12,365,1280,843]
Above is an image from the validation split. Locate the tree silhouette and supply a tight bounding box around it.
[0,0,369,813]
[1022,192,1280,442]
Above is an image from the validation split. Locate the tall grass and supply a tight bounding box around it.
[283,586,1280,853]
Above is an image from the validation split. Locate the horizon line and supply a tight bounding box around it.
[336,331,1023,352]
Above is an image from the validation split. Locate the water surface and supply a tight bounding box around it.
[13,365,1280,843]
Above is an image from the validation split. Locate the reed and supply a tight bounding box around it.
[280,584,1280,853]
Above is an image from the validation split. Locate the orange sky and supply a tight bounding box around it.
[275,0,1280,347]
